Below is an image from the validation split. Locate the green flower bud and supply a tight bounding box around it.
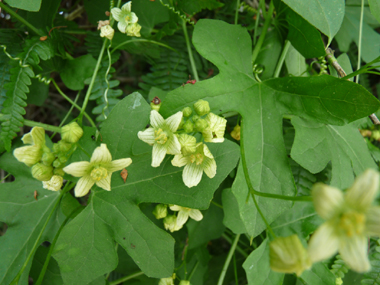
[61,122,83,143]
[372,130,380,141]
[178,134,197,155]
[182,107,192,117]
[163,215,182,232]
[183,120,194,133]
[54,168,65,177]
[195,118,208,132]
[230,125,241,141]
[193,99,210,116]
[58,141,72,153]
[58,154,68,164]
[13,145,43,167]
[53,143,60,153]
[179,281,190,285]
[153,204,168,219]
[32,163,54,181]
[150,101,161,111]
[192,115,200,123]
[43,175,63,191]
[53,158,64,168]
[41,152,55,166]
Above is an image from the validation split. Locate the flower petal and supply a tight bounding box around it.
[365,206,380,236]
[117,21,127,33]
[21,132,33,145]
[312,183,344,220]
[165,111,183,132]
[106,158,132,172]
[63,161,91,177]
[150,110,165,128]
[14,145,42,167]
[96,173,112,191]
[339,235,370,272]
[171,154,188,167]
[202,143,214,159]
[152,144,167,167]
[308,221,339,263]
[169,205,182,211]
[166,134,181,155]
[203,157,216,179]
[91,144,112,164]
[75,176,94,197]
[183,163,203,188]
[176,210,190,227]
[129,12,138,24]
[138,128,155,145]
[31,127,46,146]
[345,169,379,211]
[111,7,122,21]
[121,1,131,12]
[189,209,203,221]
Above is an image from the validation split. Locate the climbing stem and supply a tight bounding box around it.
[355,0,364,83]
[108,271,144,285]
[274,40,290,78]
[182,19,199,82]
[217,234,241,285]
[0,114,62,133]
[235,0,241,25]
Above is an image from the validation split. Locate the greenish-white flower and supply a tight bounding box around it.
[126,22,141,37]
[43,175,64,191]
[169,205,203,228]
[158,277,174,285]
[138,110,183,167]
[308,169,380,272]
[172,142,216,188]
[270,234,312,276]
[178,134,197,156]
[14,127,45,167]
[61,122,83,143]
[202,113,227,143]
[63,143,132,197]
[100,25,115,40]
[163,215,182,232]
[111,1,138,33]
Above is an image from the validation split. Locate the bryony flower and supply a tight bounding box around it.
[43,175,64,191]
[269,234,312,276]
[100,25,115,40]
[63,144,132,197]
[202,113,227,143]
[169,205,203,228]
[163,215,182,232]
[158,277,174,285]
[14,127,45,167]
[308,169,380,272]
[126,22,141,37]
[138,110,183,167]
[111,1,138,33]
[171,142,216,188]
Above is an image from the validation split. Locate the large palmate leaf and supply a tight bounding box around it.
[160,19,380,235]
[0,149,64,284]
[291,117,377,189]
[53,93,240,284]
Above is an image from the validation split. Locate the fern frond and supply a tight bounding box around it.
[361,239,380,285]
[0,37,54,151]
[330,255,349,279]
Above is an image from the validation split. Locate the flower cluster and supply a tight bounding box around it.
[111,1,141,37]
[269,169,380,275]
[153,204,203,233]
[138,99,227,188]
[13,122,84,191]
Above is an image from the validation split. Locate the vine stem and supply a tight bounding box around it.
[355,0,364,84]
[235,0,241,25]
[108,271,144,285]
[110,39,178,55]
[10,183,74,285]
[251,0,274,64]
[217,234,240,285]
[0,2,43,36]
[221,233,249,258]
[0,114,62,133]
[273,40,290,78]
[182,19,199,82]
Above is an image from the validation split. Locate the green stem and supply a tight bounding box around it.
[221,233,249,258]
[111,39,178,55]
[51,80,96,128]
[235,0,241,25]
[355,0,365,84]
[187,260,199,281]
[217,234,241,285]
[253,0,262,45]
[35,205,83,285]
[273,40,290,78]
[211,200,223,209]
[10,183,74,285]
[0,2,43,36]
[252,0,274,65]
[182,19,199,82]
[0,114,61,133]
[108,271,144,285]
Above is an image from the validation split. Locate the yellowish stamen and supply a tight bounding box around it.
[339,211,366,237]
[154,128,168,144]
[91,166,108,181]
[125,15,131,21]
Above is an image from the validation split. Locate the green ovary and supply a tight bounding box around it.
[154,128,168,144]
[91,166,108,181]
[339,211,366,237]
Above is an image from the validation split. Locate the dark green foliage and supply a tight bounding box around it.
[0,37,54,151]
[361,240,380,285]
[331,255,349,279]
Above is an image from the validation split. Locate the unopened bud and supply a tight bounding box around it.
[183,120,194,133]
[54,168,65,176]
[32,163,54,181]
[163,215,182,232]
[230,125,241,141]
[100,25,115,40]
[372,130,380,141]
[153,204,168,219]
[58,153,68,164]
[182,107,192,117]
[179,281,190,285]
[41,152,55,166]
[53,158,64,168]
[150,102,161,112]
[178,134,196,155]
[43,175,63,191]
[195,119,208,132]
[61,122,83,144]
[193,99,210,116]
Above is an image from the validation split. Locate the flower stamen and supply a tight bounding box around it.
[91,166,108,181]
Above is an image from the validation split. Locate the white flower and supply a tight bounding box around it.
[100,25,115,40]
[111,1,138,33]
[63,144,132,197]
[202,113,227,143]
[126,22,141,37]
[172,142,216,188]
[14,127,45,167]
[43,175,64,191]
[308,169,380,272]
[138,110,183,167]
[158,277,174,285]
[169,205,203,228]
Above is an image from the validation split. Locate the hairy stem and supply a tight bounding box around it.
[182,19,199,82]
[217,234,241,285]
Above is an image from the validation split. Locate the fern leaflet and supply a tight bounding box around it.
[361,239,380,285]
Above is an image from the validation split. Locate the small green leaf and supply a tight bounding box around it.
[4,0,42,12]
[300,262,336,285]
[285,44,308,77]
[222,187,248,234]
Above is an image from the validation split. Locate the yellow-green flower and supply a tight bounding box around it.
[43,175,64,191]
[138,110,183,167]
[163,215,182,232]
[100,25,115,40]
[126,22,141,37]
[171,142,216,188]
[202,113,227,143]
[169,205,203,228]
[63,144,132,197]
[14,127,45,167]
[158,277,174,285]
[308,169,380,272]
[111,1,138,33]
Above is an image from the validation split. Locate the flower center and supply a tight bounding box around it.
[91,166,108,181]
[339,210,366,237]
[190,153,204,165]
[125,15,131,22]
[154,128,168,144]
